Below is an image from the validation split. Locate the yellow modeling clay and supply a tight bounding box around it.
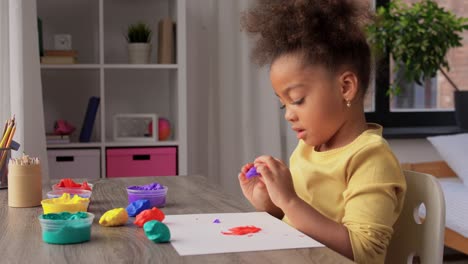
[51,193,89,204]
[99,208,129,227]
[41,193,90,214]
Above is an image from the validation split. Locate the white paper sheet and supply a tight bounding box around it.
[165,212,324,256]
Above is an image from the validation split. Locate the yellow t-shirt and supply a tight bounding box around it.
[283,123,406,264]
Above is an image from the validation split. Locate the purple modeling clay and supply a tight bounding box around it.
[128,182,164,191]
[126,199,151,217]
[246,167,260,179]
[213,219,221,224]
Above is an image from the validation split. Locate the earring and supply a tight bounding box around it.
[346,100,351,108]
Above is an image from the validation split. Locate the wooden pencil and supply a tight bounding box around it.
[0,120,12,148]
[0,124,15,169]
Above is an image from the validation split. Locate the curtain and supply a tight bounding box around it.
[187,0,288,197]
[1,0,48,183]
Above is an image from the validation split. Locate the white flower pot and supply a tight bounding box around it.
[128,43,151,64]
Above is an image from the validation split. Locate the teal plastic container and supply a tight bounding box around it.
[38,212,94,244]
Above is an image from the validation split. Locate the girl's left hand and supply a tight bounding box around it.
[254,155,298,209]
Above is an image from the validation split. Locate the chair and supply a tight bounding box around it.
[402,161,468,256]
[385,170,445,264]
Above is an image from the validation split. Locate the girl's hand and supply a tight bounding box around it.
[238,163,282,216]
[254,156,298,209]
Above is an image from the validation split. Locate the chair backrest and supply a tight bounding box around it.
[385,170,445,264]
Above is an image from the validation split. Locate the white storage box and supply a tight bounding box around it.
[113,113,157,142]
[47,149,100,179]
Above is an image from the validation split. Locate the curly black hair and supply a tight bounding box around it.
[241,0,374,96]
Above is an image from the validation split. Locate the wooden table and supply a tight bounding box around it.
[0,175,353,264]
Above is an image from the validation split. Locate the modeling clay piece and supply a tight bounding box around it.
[221,226,262,236]
[55,178,92,191]
[41,193,90,214]
[43,212,88,220]
[127,182,164,191]
[144,220,171,243]
[126,199,151,217]
[213,219,221,224]
[134,207,165,227]
[99,208,129,227]
[246,167,260,179]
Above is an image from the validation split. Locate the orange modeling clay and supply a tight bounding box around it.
[55,178,92,191]
[134,207,165,227]
[221,226,262,236]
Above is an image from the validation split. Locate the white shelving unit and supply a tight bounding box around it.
[38,0,187,178]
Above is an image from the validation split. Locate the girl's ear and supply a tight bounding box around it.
[338,71,359,102]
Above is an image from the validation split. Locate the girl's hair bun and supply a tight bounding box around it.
[242,0,374,95]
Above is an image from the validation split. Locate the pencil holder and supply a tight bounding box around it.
[8,158,43,207]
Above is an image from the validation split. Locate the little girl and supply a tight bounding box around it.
[238,1,406,263]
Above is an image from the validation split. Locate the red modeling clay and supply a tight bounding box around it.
[55,178,92,191]
[134,207,166,227]
[221,226,262,236]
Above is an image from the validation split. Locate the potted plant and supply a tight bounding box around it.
[367,0,468,129]
[126,22,152,64]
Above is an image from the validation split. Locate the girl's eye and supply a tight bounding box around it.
[292,98,305,105]
[279,98,304,109]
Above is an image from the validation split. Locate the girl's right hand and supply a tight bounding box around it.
[238,163,284,218]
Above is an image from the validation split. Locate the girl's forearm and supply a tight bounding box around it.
[282,197,354,260]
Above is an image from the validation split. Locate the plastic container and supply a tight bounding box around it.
[52,183,94,192]
[38,212,94,244]
[41,196,90,214]
[127,186,168,208]
[46,189,92,199]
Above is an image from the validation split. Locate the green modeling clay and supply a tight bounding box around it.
[40,212,92,244]
[42,212,88,220]
[143,220,171,243]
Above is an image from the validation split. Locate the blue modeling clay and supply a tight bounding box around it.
[246,167,260,179]
[126,199,151,217]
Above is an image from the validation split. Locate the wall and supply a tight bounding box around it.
[186,0,217,182]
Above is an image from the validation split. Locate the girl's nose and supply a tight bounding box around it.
[284,107,298,122]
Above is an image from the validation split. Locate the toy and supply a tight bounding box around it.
[54,120,75,135]
[158,118,171,141]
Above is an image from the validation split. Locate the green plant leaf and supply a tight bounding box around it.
[126,22,152,43]
[366,0,466,93]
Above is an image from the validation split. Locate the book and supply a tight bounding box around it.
[46,134,70,144]
[46,134,70,140]
[47,138,70,144]
[44,50,78,57]
[41,56,77,64]
[79,97,100,142]
[158,17,175,64]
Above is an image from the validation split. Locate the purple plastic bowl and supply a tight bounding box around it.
[126,186,168,208]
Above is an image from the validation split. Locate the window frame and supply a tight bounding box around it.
[365,0,457,129]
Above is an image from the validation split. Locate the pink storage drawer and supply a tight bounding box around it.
[106,147,177,177]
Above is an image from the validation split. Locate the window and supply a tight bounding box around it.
[364,0,467,129]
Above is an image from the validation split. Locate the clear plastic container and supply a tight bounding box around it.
[46,189,92,199]
[41,197,90,214]
[52,183,94,192]
[127,186,168,208]
[38,212,94,244]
